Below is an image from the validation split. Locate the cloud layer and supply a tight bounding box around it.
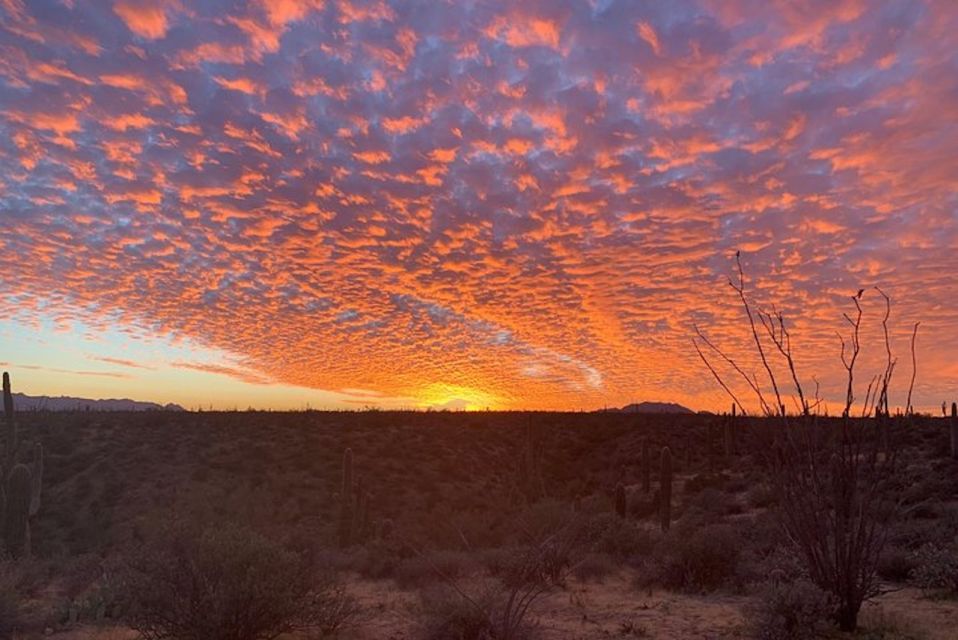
[1,0,956,410]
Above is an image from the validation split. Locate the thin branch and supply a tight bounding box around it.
[692,338,748,416]
[693,324,770,415]
[874,287,895,417]
[840,295,863,418]
[730,254,785,416]
[759,307,810,415]
[906,322,920,416]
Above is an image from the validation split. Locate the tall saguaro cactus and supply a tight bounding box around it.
[614,483,626,518]
[951,403,958,460]
[660,446,672,532]
[338,448,354,547]
[4,464,32,557]
[3,372,17,472]
[642,438,651,493]
[1,372,44,557]
[724,408,734,460]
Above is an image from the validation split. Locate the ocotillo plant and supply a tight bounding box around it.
[614,483,626,518]
[660,447,672,532]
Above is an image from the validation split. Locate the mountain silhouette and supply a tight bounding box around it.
[12,392,184,412]
[616,401,695,414]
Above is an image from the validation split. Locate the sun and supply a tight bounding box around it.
[417,383,500,411]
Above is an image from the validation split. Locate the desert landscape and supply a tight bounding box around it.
[3,0,958,638]
[2,374,958,638]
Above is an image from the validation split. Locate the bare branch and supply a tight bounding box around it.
[730,254,786,416]
[693,324,769,415]
[874,287,895,417]
[759,307,810,415]
[691,338,748,416]
[840,296,863,418]
[906,322,920,415]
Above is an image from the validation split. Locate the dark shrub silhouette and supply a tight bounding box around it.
[122,521,358,640]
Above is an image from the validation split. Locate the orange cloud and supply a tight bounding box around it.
[113,1,172,40]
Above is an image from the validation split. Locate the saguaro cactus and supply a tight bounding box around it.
[3,371,17,472]
[338,448,354,546]
[2,372,12,420]
[951,403,958,460]
[30,442,43,517]
[4,464,32,557]
[660,447,672,532]
[0,372,43,556]
[614,483,626,518]
[642,438,651,493]
[724,408,734,459]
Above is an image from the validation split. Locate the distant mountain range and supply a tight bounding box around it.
[12,393,185,412]
[615,401,695,414]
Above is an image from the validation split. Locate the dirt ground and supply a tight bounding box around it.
[36,571,958,640]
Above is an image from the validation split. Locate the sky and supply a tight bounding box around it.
[0,0,956,412]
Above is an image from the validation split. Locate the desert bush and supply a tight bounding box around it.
[121,521,359,640]
[583,512,654,559]
[418,584,525,640]
[909,543,958,594]
[643,522,742,592]
[877,546,917,583]
[748,579,834,640]
[573,552,618,582]
[734,543,808,589]
[0,560,22,638]
[395,550,477,589]
[682,487,741,521]
[420,525,580,640]
[747,482,776,509]
[856,608,929,640]
[351,539,407,580]
[683,472,729,495]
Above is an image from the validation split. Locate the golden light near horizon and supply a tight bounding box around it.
[417,383,502,412]
[0,0,956,412]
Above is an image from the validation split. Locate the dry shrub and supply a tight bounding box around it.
[877,545,918,583]
[573,552,618,582]
[418,584,533,640]
[642,522,742,592]
[121,521,359,640]
[395,550,477,589]
[0,560,22,638]
[909,543,958,595]
[749,579,834,640]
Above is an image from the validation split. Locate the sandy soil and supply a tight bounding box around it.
[23,574,958,640]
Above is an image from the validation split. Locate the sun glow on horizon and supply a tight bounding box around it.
[417,383,502,412]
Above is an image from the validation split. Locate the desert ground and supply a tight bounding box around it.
[3,409,958,639]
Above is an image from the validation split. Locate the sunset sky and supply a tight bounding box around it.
[1,0,956,412]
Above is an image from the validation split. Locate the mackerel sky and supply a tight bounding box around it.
[1,0,956,411]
